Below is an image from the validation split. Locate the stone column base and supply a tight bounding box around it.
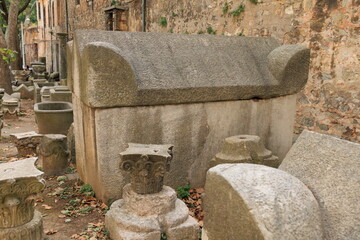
[106,185,199,240]
[0,210,43,240]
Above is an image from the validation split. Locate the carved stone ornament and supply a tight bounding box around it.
[0,158,45,240]
[120,143,173,194]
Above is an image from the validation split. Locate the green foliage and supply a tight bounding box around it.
[0,48,17,64]
[110,0,122,6]
[206,26,216,35]
[78,206,93,214]
[222,1,229,14]
[79,184,95,197]
[238,31,245,36]
[161,233,167,240]
[171,11,178,17]
[249,0,259,4]
[230,4,245,16]
[158,17,167,27]
[197,29,204,34]
[184,30,189,34]
[176,184,191,199]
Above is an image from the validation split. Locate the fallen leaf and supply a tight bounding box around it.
[45,229,58,235]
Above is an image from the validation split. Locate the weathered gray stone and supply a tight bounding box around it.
[120,143,173,194]
[12,84,34,99]
[31,62,46,79]
[74,94,298,201]
[37,134,69,175]
[67,123,76,164]
[73,30,309,108]
[34,102,73,134]
[34,82,57,103]
[66,41,74,92]
[106,185,198,240]
[210,135,279,167]
[279,130,360,240]
[50,86,72,103]
[40,86,53,102]
[2,93,20,119]
[10,131,44,156]
[57,33,68,80]
[0,158,45,240]
[203,164,323,240]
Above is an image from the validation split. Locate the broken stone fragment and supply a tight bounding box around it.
[37,134,69,175]
[279,130,360,239]
[203,164,323,240]
[210,135,279,167]
[10,131,44,156]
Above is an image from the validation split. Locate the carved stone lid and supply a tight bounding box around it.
[0,158,43,182]
[74,30,310,108]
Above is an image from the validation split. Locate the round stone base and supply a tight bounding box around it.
[0,210,43,240]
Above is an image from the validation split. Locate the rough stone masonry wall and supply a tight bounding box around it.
[69,0,360,143]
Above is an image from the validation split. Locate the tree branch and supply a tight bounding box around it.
[18,0,31,15]
[0,0,8,23]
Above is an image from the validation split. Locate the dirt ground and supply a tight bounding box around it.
[1,99,204,240]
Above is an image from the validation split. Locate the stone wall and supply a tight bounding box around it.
[68,0,360,143]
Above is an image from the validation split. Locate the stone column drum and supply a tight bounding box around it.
[106,143,199,240]
[37,134,69,175]
[0,158,45,240]
[210,135,280,168]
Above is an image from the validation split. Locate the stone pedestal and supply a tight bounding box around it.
[37,134,69,175]
[106,185,199,240]
[105,143,199,240]
[30,62,46,79]
[10,131,44,156]
[0,158,45,240]
[2,99,20,119]
[210,135,280,168]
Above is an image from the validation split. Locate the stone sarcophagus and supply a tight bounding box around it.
[70,30,310,201]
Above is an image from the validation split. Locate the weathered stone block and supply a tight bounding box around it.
[203,164,323,240]
[10,131,44,156]
[210,135,279,167]
[50,86,72,103]
[34,82,57,103]
[37,134,69,175]
[2,93,20,119]
[12,84,34,99]
[279,130,360,239]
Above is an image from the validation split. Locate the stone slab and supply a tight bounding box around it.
[203,164,323,240]
[279,130,360,240]
[0,157,43,182]
[73,30,309,108]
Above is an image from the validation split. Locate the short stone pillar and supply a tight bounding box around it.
[210,135,280,168]
[10,131,44,156]
[0,157,45,240]
[106,143,199,240]
[37,134,69,175]
[57,33,68,80]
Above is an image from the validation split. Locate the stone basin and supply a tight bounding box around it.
[34,102,73,134]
